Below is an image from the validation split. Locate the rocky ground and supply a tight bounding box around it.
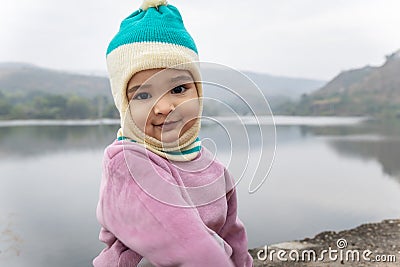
[249,219,400,266]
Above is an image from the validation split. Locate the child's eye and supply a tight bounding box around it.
[171,85,187,94]
[133,92,151,100]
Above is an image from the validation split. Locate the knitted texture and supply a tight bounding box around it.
[106,0,203,161]
[106,5,198,55]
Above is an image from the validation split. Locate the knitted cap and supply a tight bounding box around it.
[106,0,202,124]
[106,0,203,161]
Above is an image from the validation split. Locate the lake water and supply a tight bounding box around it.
[1,116,400,266]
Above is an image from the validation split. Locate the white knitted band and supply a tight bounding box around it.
[106,41,202,125]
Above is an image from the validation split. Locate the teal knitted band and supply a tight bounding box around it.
[107,5,198,55]
[117,136,201,155]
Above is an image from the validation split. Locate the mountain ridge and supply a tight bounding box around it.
[0,62,326,117]
[281,49,400,118]
[0,63,111,99]
[0,62,325,99]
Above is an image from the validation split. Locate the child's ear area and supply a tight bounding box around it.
[126,75,136,100]
[194,82,202,97]
[126,85,132,101]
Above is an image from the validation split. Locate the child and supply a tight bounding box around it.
[93,0,253,266]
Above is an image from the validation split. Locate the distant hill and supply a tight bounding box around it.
[242,71,325,100]
[0,62,325,118]
[201,67,325,114]
[283,49,400,118]
[0,62,111,99]
[0,62,324,99]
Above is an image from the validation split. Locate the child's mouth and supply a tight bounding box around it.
[154,120,181,131]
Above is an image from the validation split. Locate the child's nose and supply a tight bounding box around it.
[153,95,175,115]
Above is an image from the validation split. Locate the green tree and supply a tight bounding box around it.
[30,94,68,119]
[65,95,92,119]
[10,103,32,119]
[103,103,119,118]
[0,92,12,117]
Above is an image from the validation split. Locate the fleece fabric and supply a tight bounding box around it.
[93,139,253,267]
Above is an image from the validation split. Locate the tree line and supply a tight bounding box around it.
[0,90,119,120]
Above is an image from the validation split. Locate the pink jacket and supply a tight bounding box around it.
[93,140,253,267]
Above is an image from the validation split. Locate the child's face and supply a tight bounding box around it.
[127,68,200,143]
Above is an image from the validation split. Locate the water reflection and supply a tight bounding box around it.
[1,118,400,266]
[328,140,400,182]
[300,119,400,184]
[0,150,104,267]
[0,125,118,158]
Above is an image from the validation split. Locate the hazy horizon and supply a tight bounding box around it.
[1,0,400,80]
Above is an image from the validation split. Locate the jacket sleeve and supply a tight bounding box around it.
[97,149,234,267]
[218,187,253,267]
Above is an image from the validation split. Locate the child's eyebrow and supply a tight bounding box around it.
[170,75,194,84]
[127,84,151,94]
[127,75,194,94]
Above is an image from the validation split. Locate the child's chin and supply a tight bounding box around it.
[159,133,180,143]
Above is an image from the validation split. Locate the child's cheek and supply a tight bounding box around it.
[129,104,151,131]
[182,98,201,120]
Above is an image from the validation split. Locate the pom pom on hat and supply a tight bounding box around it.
[141,0,168,11]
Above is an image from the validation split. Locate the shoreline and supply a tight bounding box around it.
[249,218,400,266]
[0,118,120,127]
[0,115,369,128]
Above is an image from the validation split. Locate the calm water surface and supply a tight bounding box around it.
[1,117,400,266]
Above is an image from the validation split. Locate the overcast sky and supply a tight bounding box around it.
[1,0,400,80]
